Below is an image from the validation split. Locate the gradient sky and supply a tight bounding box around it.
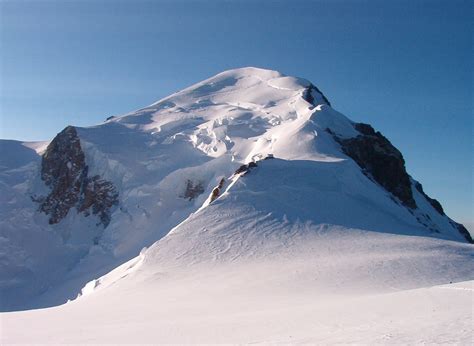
[0,0,472,226]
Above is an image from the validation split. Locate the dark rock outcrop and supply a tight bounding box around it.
[77,167,119,227]
[38,126,118,227]
[234,161,258,175]
[40,126,86,224]
[182,179,204,201]
[451,222,474,244]
[333,123,417,209]
[303,83,331,107]
[263,154,274,160]
[414,181,444,215]
[210,178,226,203]
[331,123,473,243]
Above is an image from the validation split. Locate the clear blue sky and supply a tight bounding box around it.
[1,0,472,226]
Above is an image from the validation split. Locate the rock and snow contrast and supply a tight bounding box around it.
[1,67,473,343]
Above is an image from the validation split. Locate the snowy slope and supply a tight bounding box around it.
[0,66,472,322]
[3,280,473,344]
[2,168,473,343]
[74,157,474,298]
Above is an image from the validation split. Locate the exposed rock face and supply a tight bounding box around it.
[77,167,119,227]
[303,83,331,107]
[330,123,473,243]
[38,126,118,227]
[263,154,274,160]
[234,161,258,175]
[452,222,474,244]
[210,178,226,203]
[333,123,417,209]
[414,181,444,215]
[182,180,204,201]
[40,126,85,224]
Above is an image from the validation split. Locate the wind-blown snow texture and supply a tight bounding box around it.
[1,68,472,343]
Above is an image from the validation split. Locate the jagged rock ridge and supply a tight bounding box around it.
[328,122,472,243]
[303,83,331,107]
[414,181,444,215]
[181,180,205,201]
[332,123,417,209]
[451,222,474,243]
[38,126,118,227]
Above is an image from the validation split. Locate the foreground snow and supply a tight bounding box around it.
[2,276,472,343]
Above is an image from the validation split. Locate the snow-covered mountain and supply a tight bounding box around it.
[1,67,473,342]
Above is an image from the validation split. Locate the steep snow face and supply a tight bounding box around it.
[0,67,471,311]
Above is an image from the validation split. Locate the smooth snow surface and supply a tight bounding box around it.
[1,67,473,343]
[2,260,473,343]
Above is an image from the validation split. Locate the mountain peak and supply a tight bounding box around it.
[0,68,471,313]
[209,66,284,78]
[109,67,331,146]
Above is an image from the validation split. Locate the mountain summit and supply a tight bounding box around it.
[0,67,472,315]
